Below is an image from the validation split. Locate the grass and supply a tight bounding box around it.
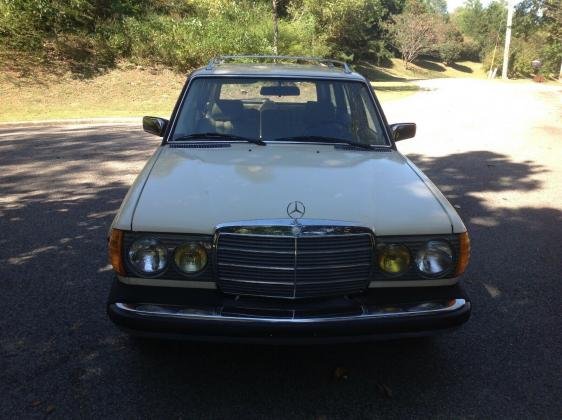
[371,81,423,102]
[0,58,486,122]
[371,58,486,80]
[362,58,486,102]
[0,63,186,122]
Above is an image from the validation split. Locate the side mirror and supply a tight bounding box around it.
[389,123,416,142]
[143,116,168,137]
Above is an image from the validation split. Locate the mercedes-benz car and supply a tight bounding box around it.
[107,55,471,343]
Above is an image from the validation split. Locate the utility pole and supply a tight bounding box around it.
[272,0,279,55]
[501,0,514,79]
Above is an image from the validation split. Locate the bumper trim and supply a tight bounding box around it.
[112,298,466,324]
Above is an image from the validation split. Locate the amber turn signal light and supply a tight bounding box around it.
[108,228,126,276]
[454,231,470,276]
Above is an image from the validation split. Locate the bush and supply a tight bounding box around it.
[278,11,330,57]
[459,38,481,61]
[295,0,396,62]
[0,0,405,73]
[436,23,464,65]
[481,47,503,75]
[509,35,561,78]
[111,2,275,70]
[439,41,463,65]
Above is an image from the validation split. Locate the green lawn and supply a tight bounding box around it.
[0,59,486,122]
[363,58,486,102]
[0,64,185,122]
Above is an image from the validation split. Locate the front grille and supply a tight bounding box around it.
[216,228,373,299]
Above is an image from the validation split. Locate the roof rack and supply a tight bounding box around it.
[206,55,352,74]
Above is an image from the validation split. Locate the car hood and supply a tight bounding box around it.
[130,143,461,235]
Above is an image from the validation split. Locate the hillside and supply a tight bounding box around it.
[0,59,486,122]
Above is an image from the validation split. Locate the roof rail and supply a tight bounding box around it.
[206,55,352,74]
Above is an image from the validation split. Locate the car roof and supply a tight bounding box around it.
[191,63,368,82]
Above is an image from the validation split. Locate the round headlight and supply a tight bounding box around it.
[377,244,411,275]
[174,243,208,274]
[128,237,168,275]
[415,241,453,276]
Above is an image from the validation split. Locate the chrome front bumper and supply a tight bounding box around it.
[107,280,471,343]
[112,299,466,323]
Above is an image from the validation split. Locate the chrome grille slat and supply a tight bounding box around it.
[218,262,295,271]
[219,268,293,282]
[216,224,373,298]
[297,263,370,270]
[297,247,371,254]
[219,246,294,255]
[220,278,295,285]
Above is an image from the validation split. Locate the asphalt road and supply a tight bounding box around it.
[1,79,561,419]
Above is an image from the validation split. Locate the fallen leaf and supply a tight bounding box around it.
[31,400,42,407]
[333,367,349,380]
[46,405,56,415]
[377,383,393,398]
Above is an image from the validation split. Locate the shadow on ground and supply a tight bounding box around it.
[373,85,426,93]
[449,62,473,73]
[1,128,560,418]
[0,48,115,81]
[413,59,446,72]
[355,63,409,82]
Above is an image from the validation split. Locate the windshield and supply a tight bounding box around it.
[171,77,388,146]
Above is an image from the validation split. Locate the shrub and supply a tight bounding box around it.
[295,0,396,62]
[436,23,464,65]
[119,2,274,70]
[459,38,481,61]
[439,41,463,65]
[278,11,330,57]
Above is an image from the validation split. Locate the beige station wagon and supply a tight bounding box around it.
[107,55,471,342]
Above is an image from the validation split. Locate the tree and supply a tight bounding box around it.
[437,22,464,65]
[295,0,401,62]
[453,0,507,58]
[422,0,447,14]
[510,0,562,76]
[387,7,439,68]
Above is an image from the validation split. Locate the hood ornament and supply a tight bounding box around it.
[287,201,306,222]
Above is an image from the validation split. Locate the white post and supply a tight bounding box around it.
[501,0,514,79]
[272,0,279,55]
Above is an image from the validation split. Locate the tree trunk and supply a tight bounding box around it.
[272,0,279,55]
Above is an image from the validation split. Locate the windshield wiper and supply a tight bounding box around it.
[173,132,266,146]
[273,135,374,150]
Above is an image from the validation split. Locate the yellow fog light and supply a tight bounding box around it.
[377,244,411,275]
[174,243,208,274]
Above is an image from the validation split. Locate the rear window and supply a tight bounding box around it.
[220,80,317,103]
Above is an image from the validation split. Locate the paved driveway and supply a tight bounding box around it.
[1,79,561,418]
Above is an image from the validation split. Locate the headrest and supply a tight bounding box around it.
[209,101,244,120]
